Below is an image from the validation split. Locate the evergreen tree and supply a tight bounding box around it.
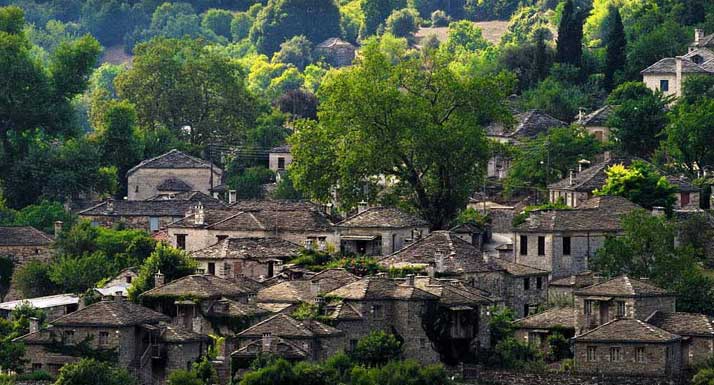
[555,0,584,67]
[604,6,626,91]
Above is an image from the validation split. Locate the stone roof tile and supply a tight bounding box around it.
[191,237,301,261]
[515,307,575,330]
[127,149,220,176]
[0,226,53,246]
[575,276,671,298]
[337,207,429,228]
[574,318,680,343]
[51,299,169,327]
[646,311,714,337]
[140,274,263,300]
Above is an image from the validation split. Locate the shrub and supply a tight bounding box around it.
[430,10,449,27]
[350,330,403,367]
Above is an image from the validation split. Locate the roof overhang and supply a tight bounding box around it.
[340,235,379,241]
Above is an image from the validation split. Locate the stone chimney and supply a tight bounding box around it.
[115,291,124,301]
[652,207,665,217]
[357,201,368,214]
[54,221,63,238]
[405,274,415,287]
[675,56,683,96]
[194,202,205,225]
[695,28,705,45]
[427,265,435,279]
[569,169,575,186]
[434,251,445,273]
[261,333,272,352]
[228,190,237,204]
[154,271,165,287]
[310,280,321,297]
[29,317,39,334]
[106,199,114,213]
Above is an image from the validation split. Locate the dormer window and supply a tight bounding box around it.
[692,54,704,64]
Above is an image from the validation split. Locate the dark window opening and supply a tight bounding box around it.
[563,237,571,255]
[537,236,545,256]
[523,304,530,317]
[536,277,543,289]
[176,234,186,250]
[208,263,215,275]
[523,278,530,290]
[520,235,528,255]
[660,79,669,92]
[268,261,275,277]
[681,192,690,206]
[278,157,285,170]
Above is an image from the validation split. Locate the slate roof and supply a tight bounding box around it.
[206,298,271,319]
[257,269,358,303]
[127,149,220,176]
[487,110,566,140]
[492,258,549,276]
[159,324,210,343]
[157,178,193,192]
[0,294,79,311]
[169,204,333,232]
[577,105,614,127]
[450,223,484,234]
[641,57,714,75]
[316,37,355,49]
[0,226,53,246]
[513,197,639,233]
[337,207,429,228]
[229,200,320,211]
[232,336,308,358]
[326,301,364,321]
[548,157,698,193]
[190,237,301,261]
[515,307,575,330]
[269,145,292,153]
[646,311,714,337]
[79,193,226,217]
[574,276,671,298]
[140,274,262,300]
[51,299,170,327]
[573,318,680,343]
[326,276,439,301]
[379,231,495,274]
[237,313,342,338]
[414,277,494,306]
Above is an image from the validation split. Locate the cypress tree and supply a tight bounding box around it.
[555,0,584,67]
[604,6,626,91]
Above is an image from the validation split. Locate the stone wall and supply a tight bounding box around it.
[573,340,682,377]
[336,226,429,256]
[128,168,222,201]
[467,369,686,385]
[1,245,53,301]
[167,227,337,253]
[80,214,182,232]
[514,231,610,279]
[268,153,292,172]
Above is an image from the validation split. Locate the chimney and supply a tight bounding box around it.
[652,207,665,217]
[154,271,165,287]
[426,265,435,279]
[114,291,124,301]
[577,107,585,123]
[434,251,445,273]
[106,199,114,213]
[261,333,272,352]
[29,317,39,334]
[194,202,205,225]
[569,169,575,186]
[405,274,415,287]
[54,221,63,238]
[675,56,683,96]
[228,190,237,204]
[357,201,368,214]
[695,28,705,45]
[310,280,321,297]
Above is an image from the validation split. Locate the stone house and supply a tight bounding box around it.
[641,29,714,97]
[575,105,614,143]
[548,157,700,210]
[95,267,139,298]
[166,200,336,253]
[512,196,639,279]
[548,271,601,300]
[646,311,714,369]
[379,230,548,318]
[336,206,430,256]
[486,110,566,180]
[514,306,576,349]
[15,297,208,385]
[573,276,676,334]
[190,237,301,282]
[268,145,292,173]
[79,192,227,232]
[0,226,54,301]
[314,38,356,67]
[572,318,682,377]
[256,269,358,312]
[325,275,442,363]
[0,294,79,321]
[127,149,223,201]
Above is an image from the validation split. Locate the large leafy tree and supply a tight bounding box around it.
[361,0,406,36]
[95,100,143,197]
[250,0,341,55]
[289,40,512,228]
[115,37,259,146]
[594,161,676,212]
[666,99,714,176]
[0,6,101,208]
[54,359,136,385]
[129,243,197,301]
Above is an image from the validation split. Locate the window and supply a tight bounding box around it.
[584,300,593,315]
[660,79,669,92]
[523,277,530,290]
[176,234,186,250]
[692,54,704,64]
[125,276,132,284]
[349,339,358,351]
[419,338,427,349]
[562,237,571,256]
[32,363,42,371]
[681,192,691,206]
[277,157,286,170]
[587,346,597,362]
[216,235,228,242]
[537,236,545,256]
[609,347,622,362]
[636,347,646,363]
[523,304,530,317]
[371,304,384,320]
[208,263,216,275]
[99,331,109,346]
[149,217,160,232]
[63,330,75,344]
[536,277,543,289]
[616,301,626,318]
[135,185,139,193]
[520,236,528,255]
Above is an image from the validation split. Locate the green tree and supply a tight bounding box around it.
[680,75,714,105]
[54,359,135,385]
[594,161,676,211]
[273,173,304,200]
[129,243,197,300]
[607,84,669,158]
[290,41,512,228]
[12,261,56,298]
[231,12,253,41]
[521,75,594,122]
[441,20,490,54]
[0,256,12,301]
[603,6,625,91]
[116,37,259,146]
[167,370,203,385]
[229,166,275,199]
[666,99,714,176]
[693,368,714,385]
[361,0,406,36]
[505,126,600,193]
[250,0,341,55]
[1,200,75,234]
[201,9,233,40]
[271,35,312,71]
[384,8,419,39]
[95,100,143,197]
[430,10,449,27]
[555,0,584,67]
[350,330,403,367]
